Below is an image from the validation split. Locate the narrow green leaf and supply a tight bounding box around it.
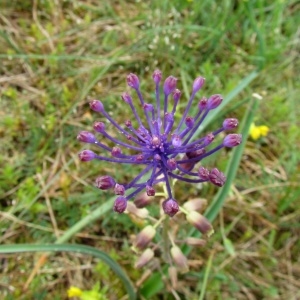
[223,238,235,256]
[139,271,164,298]
[198,252,214,300]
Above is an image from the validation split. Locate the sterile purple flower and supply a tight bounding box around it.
[78,70,242,216]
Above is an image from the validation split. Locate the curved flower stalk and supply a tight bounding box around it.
[78,70,242,216]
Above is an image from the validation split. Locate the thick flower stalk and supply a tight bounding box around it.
[78,70,242,216]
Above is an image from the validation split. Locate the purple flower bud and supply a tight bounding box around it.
[172,135,182,147]
[192,76,205,93]
[78,150,96,161]
[204,133,214,146]
[93,121,106,133]
[223,134,242,147]
[135,154,144,161]
[113,196,127,213]
[198,97,207,110]
[127,73,140,89]
[114,183,125,195]
[223,118,238,130]
[134,192,152,208]
[121,92,133,103]
[209,168,226,187]
[146,185,155,196]
[198,166,210,180]
[207,94,223,110]
[143,103,153,111]
[152,69,162,84]
[186,211,214,236]
[111,146,122,157]
[164,112,174,123]
[163,76,177,96]
[162,198,179,217]
[167,158,177,171]
[125,120,132,127]
[173,89,181,102]
[90,100,104,112]
[95,175,116,190]
[185,116,194,129]
[77,131,96,143]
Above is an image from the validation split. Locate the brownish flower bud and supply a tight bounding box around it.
[134,225,156,250]
[186,211,214,236]
[134,192,152,208]
[170,246,188,272]
[126,202,149,219]
[179,154,195,172]
[185,237,207,247]
[134,248,154,268]
[168,266,178,288]
[183,198,207,212]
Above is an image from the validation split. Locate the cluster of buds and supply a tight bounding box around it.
[78,70,242,217]
[130,198,210,270]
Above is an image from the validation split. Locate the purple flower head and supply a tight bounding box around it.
[95,175,116,190]
[192,76,205,93]
[162,199,179,217]
[223,118,238,130]
[78,150,96,162]
[207,94,223,110]
[90,100,104,112]
[146,185,155,196]
[78,70,242,216]
[127,73,140,89]
[113,196,127,213]
[223,133,242,147]
[114,183,125,195]
[163,76,177,96]
[93,121,105,133]
[77,131,96,143]
[121,92,133,104]
[209,168,226,187]
[173,89,181,102]
[198,97,207,110]
[152,69,162,84]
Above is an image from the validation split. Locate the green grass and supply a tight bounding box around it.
[0,0,299,299]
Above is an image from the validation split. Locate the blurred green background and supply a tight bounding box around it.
[0,0,299,299]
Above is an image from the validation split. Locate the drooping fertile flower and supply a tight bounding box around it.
[78,70,242,216]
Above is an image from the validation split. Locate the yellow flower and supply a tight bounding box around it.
[249,123,269,140]
[67,286,83,298]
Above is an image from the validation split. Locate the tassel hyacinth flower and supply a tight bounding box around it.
[78,70,242,216]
